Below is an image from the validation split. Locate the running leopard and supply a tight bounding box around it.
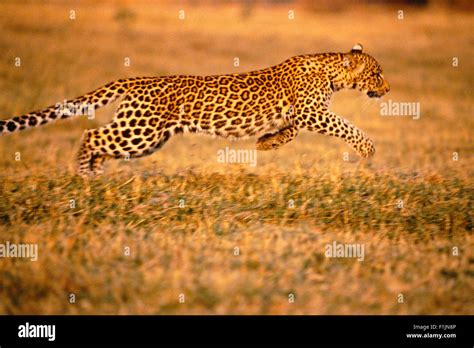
[0,44,390,176]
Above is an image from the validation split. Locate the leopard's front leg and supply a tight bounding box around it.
[256,126,299,151]
[296,108,375,158]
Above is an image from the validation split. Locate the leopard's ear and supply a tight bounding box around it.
[343,55,365,76]
[352,61,366,76]
[351,43,363,53]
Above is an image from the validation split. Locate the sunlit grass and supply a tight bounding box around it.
[0,1,472,314]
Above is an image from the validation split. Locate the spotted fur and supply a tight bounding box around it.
[0,44,389,176]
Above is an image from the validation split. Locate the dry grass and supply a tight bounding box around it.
[0,1,473,314]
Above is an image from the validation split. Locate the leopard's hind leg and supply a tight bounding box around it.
[76,124,173,177]
[76,129,110,177]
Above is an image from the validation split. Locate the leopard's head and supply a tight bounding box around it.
[342,44,390,98]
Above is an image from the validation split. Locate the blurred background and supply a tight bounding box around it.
[0,1,472,315]
[0,0,472,175]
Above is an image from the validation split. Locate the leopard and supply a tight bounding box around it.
[0,44,390,176]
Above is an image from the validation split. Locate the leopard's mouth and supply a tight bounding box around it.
[367,90,385,98]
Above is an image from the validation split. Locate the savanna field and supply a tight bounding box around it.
[0,1,473,314]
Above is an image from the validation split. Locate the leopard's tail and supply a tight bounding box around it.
[0,77,154,135]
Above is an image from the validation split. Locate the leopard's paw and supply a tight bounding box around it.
[358,138,376,158]
[256,134,281,151]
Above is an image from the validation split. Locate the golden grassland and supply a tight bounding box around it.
[0,1,473,314]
